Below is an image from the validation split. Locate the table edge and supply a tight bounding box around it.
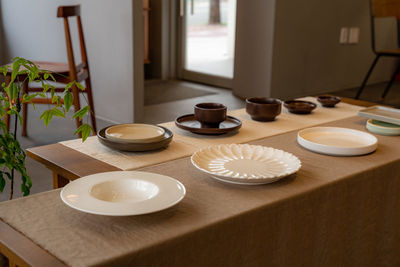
[0,219,66,267]
[27,143,121,180]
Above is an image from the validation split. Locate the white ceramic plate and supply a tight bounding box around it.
[191,144,301,185]
[358,105,400,125]
[297,127,378,156]
[60,171,186,216]
[366,119,400,136]
[105,124,165,143]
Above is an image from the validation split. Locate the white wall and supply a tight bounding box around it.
[0,2,6,65]
[232,0,276,99]
[1,0,138,123]
[233,0,398,100]
[270,0,398,99]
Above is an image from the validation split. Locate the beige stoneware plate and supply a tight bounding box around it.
[60,171,186,216]
[358,105,400,125]
[105,124,165,143]
[297,127,378,156]
[191,144,301,185]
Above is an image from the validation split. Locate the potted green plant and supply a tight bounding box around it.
[0,57,93,200]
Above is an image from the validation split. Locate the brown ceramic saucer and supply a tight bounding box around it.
[175,114,242,135]
[97,125,173,152]
[317,95,341,107]
[284,100,317,114]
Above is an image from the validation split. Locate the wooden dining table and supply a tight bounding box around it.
[1,97,400,267]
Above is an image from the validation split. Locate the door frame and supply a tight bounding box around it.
[176,0,233,89]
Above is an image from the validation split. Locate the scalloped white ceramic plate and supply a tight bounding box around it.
[60,171,186,216]
[191,144,301,185]
[297,127,377,156]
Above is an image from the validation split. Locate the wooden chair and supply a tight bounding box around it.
[356,0,400,100]
[3,5,96,136]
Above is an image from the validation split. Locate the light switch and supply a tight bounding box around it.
[348,27,360,44]
[339,27,349,44]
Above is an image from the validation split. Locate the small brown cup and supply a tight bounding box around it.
[245,97,282,121]
[317,95,341,108]
[194,103,227,128]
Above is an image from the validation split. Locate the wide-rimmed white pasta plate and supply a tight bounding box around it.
[60,171,186,216]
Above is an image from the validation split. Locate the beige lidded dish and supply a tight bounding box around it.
[105,124,165,143]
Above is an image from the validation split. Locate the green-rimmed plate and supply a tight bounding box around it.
[366,119,400,136]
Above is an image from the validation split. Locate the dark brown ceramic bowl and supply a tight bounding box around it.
[194,103,227,128]
[317,95,341,107]
[284,100,317,114]
[245,97,282,121]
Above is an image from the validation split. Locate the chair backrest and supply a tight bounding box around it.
[57,5,89,82]
[369,0,400,52]
[371,0,400,18]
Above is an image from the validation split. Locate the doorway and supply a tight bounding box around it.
[178,0,237,88]
[143,0,239,109]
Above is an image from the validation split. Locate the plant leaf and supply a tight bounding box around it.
[72,106,90,120]
[64,82,74,92]
[51,95,59,104]
[11,59,23,82]
[22,93,39,103]
[76,82,85,91]
[64,91,73,112]
[74,123,93,142]
[40,110,53,126]
[0,173,5,192]
[42,82,50,92]
[52,108,65,118]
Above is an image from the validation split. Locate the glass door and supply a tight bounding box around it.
[178,0,237,88]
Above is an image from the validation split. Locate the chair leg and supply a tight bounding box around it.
[84,78,97,133]
[72,84,82,137]
[21,80,28,137]
[355,55,380,99]
[381,63,400,100]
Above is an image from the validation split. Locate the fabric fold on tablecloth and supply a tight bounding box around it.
[60,97,363,170]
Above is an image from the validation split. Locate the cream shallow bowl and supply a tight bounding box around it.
[297,127,378,156]
[366,119,400,136]
[191,144,301,185]
[60,171,186,216]
[105,124,165,143]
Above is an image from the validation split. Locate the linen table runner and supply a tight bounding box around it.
[60,97,363,170]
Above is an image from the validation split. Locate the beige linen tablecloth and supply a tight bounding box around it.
[60,97,363,170]
[1,116,399,267]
